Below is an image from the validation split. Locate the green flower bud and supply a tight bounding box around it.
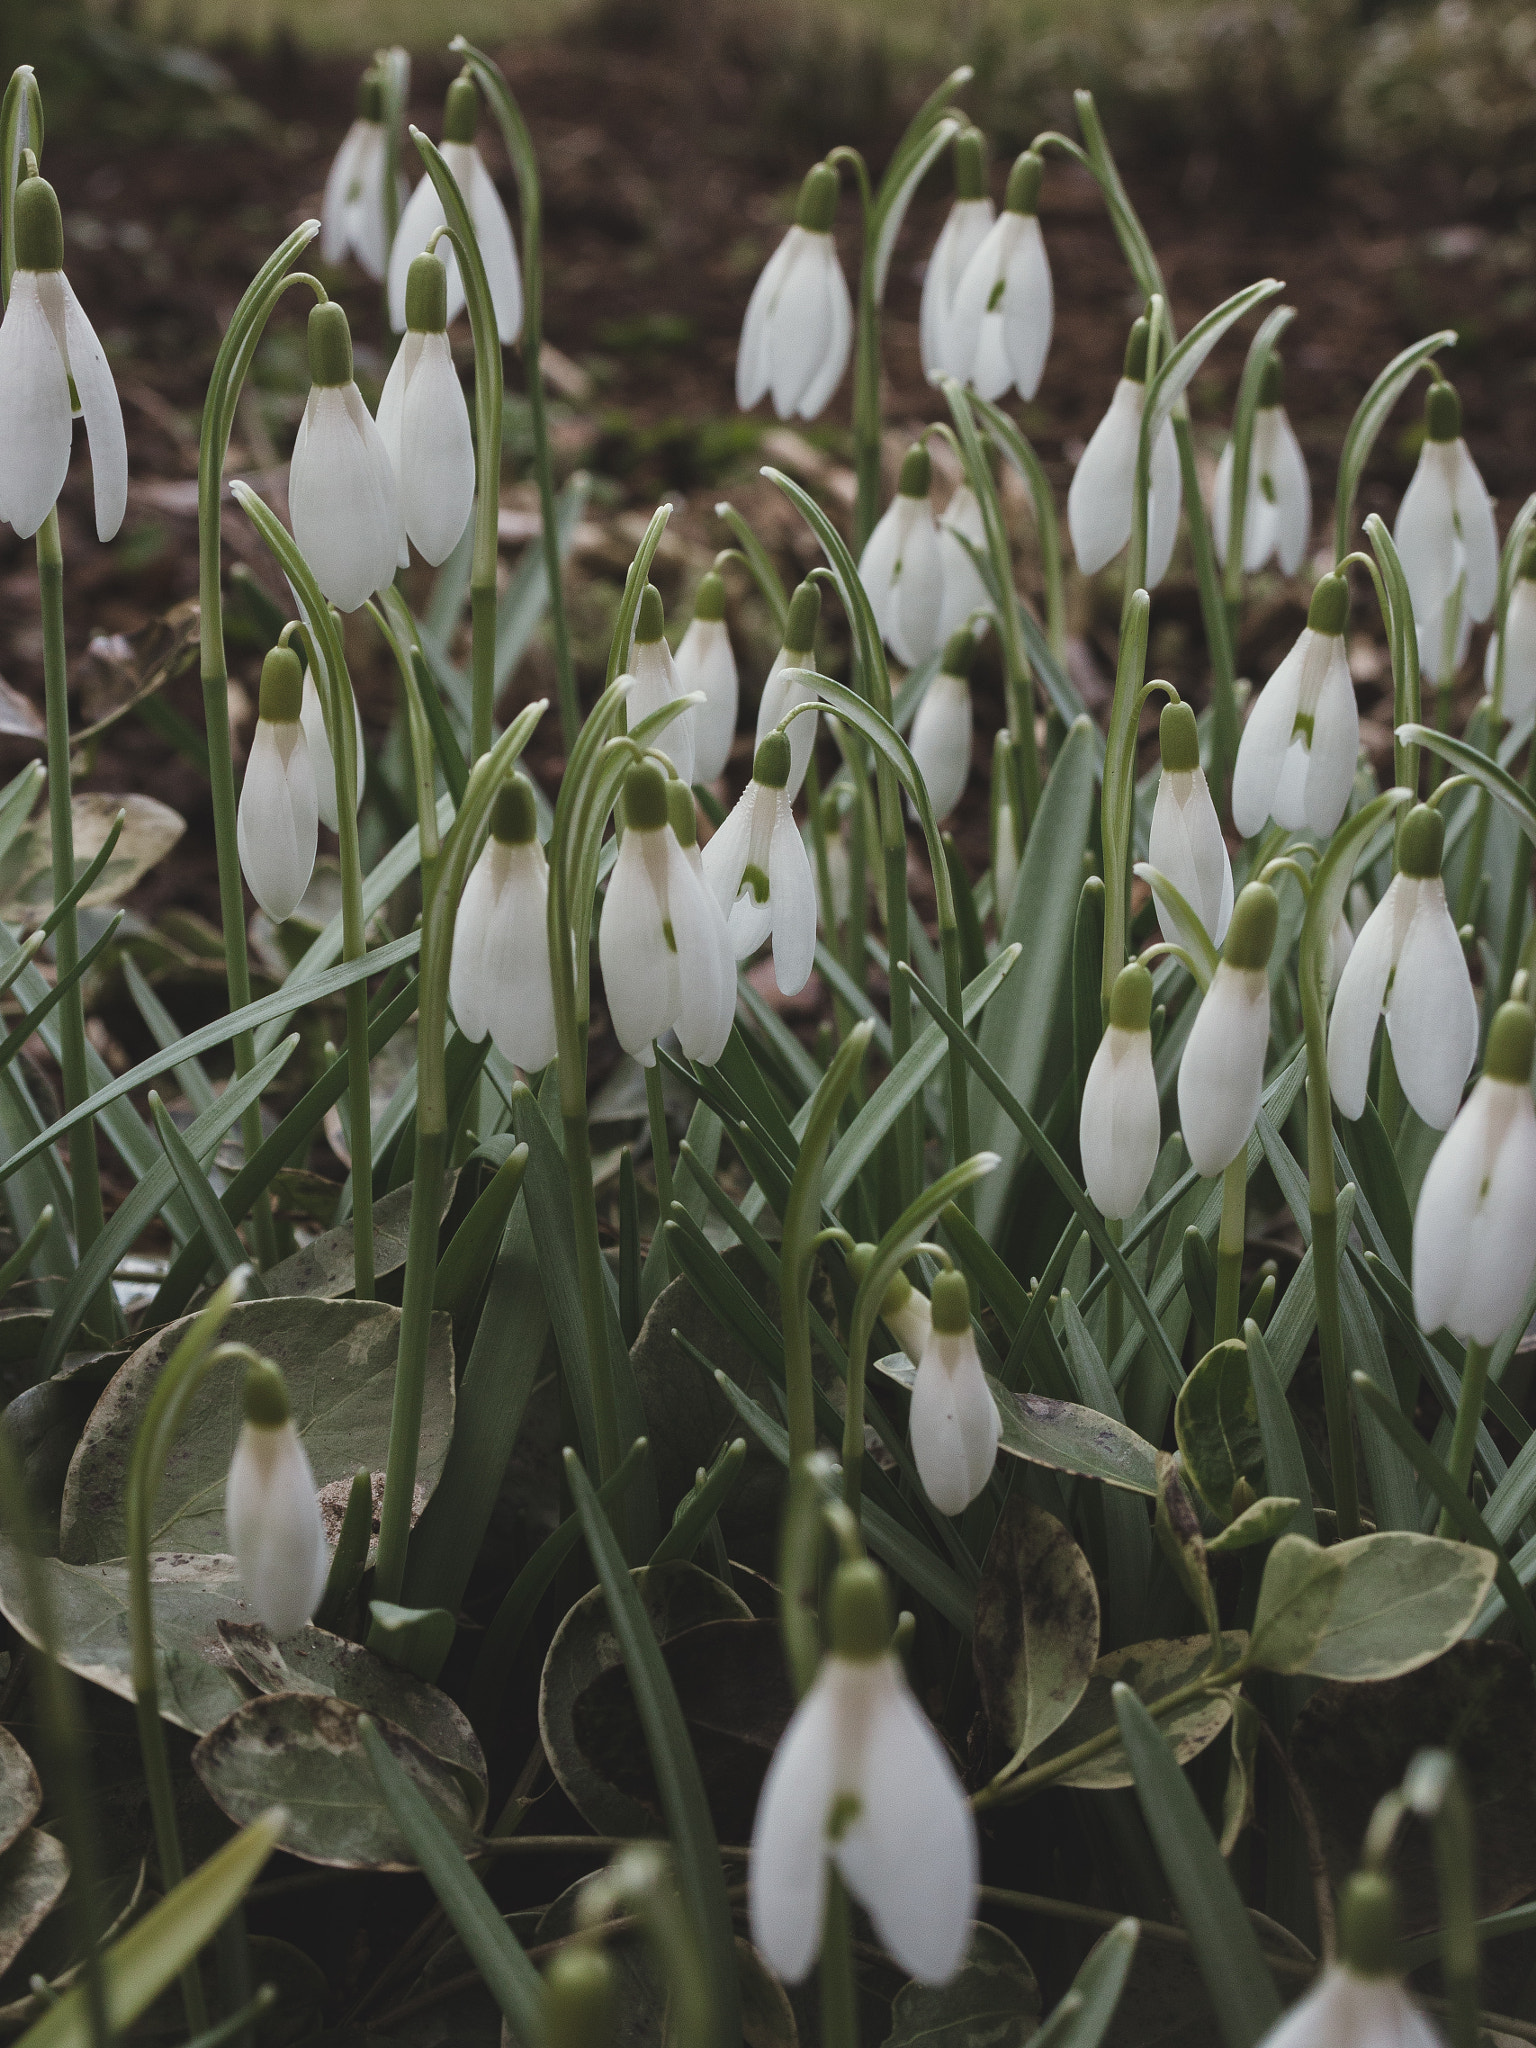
[543,1944,614,2048]
[795,162,839,234]
[940,628,977,679]
[14,175,63,273]
[1222,882,1279,971]
[897,444,931,499]
[1158,699,1200,774]
[1425,379,1461,444]
[635,584,665,645]
[1123,316,1151,385]
[1109,960,1154,1032]
[1307,573,1350,638]
[754,730,792,790]
[1336,1871,1400,1980]
[1396,802,1443,880]
[1484,1000,1536,1085]
[784,579,821,654]
[929,1268,971,1335]
[443,73,480,146]
[1004,149,1043,217]
[954,127,987,202]
[404,251,448,334]
[308,300,354,389]
[828,1558,892,1661]
[491,773,538,847]
[242,1358,291,1429]
[623,761,669,832]
[692,570,726,623]
[258,645,304,724]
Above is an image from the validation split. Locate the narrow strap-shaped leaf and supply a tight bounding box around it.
[1144,279,1283,450]
[1031,1920,1139,2048]
[1244,1319,1317,1542]
[649,1437,747,1567]
[0,912,123,1073]
[124,959,217,1118]
[149,1095,268,1298]
[712,501,788,630]
[1399,725,1536,845]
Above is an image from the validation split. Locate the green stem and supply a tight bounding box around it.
[1174,415,1240,790]
[471,580,496,766]
[563,1104,622,1480]
[1497,723,1536,1003]
[1214,1151,1246,1341]
[372,1126,446,1604]
[644,1056,674,1284]
[1377,1026,1404,1142]
[1306,1043,1360,1539]
[1105,1216,1123,1365]
[1438,1340,1491,1537]
[818,1872,858,2048]
[845,172,880,555]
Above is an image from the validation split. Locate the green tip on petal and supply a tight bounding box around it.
[693,571,726,623]
[1123,316,1151,384]
[665,777,698,848]
[828,1558,893,1662]
[1158,699,1201,774]
[1307,572,1350,638]
[356,69,384,123]
[1337,1871,1400,1981]
[795,162,839,234]
[1485,1000,1536,1085]
[636,584,665,645]
[491,773,538,846]
[443,72,479,144]
[1425,379,1461,444]
[940,628,977,679]
[13,174,63,272]
[1222,882,1279,971]
[1109,960,1154,1032]
[242,1358,291,1429]
[929,1268,971,1335]
[405,251,448,333]
[308,300,354,388]
[258,645,304,725]
[1258,353,1284,408]
[543,1945,615,2048]
[897,444,931,499]
[954,127,987,201]
[1397,802,1443,879]
[784,579,821,653]
[754,730,792,790]
[1004,149,1043,216]
[623,761,669,832]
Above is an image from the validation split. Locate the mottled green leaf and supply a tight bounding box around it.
[885,1922,1041,2048]
[975,1496,1100,1768]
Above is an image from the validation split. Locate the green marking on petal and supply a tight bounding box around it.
[743,863,770,904]
[827,1792,862,1842]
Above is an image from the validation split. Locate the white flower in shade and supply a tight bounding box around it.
[320,71,403,282]
[911,1270,1001,1514]
[860,445,944,669]
[238,647,318,924]
[449,773,557,1073]
[943,151,1052,402]
[0,172,126,544]
[300,667,365,834]
[736,162,852,421]
[1068,317,1182,590]
[1254,1875,1442,2048]
[702,732,818,997]
[1330,910,1354,992]
[1483,554,1536,722]
[919,128,995,381]
[755,580,823,803]
[675,571,738,785]
[1080,962,1160,1221]
[1148,699,1232,947]
[388,76,522,343]
[598,763,734,1067]
[1178,884,1278,1178]
[1413,999,1536,1345]
[881,1272,932,1365]
[289,302,404,614]
[1394,380,1497,671]
[750,1559,976,1986]
[936,485,992,643]
[626,584,694,785]
[377,251,475,568]
[1328,803,1475,1131]
[1231,573,1358,840]
[1212,354,1311,577]
[990,730,1021,929]
[909,630,975,824]
[226,1358,329,1637]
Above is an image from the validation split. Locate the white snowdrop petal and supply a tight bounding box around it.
[909,1331,999,1515]
[321,123,370,265]
[1393,442,1458,626]
[920,199,993,380]
[1496,582,1536,722]
[598,832,675,1061]
[0,271,71,539]
[909,674,973,823]
[769,235,835,421]
[1079,1027,1160,1220]
[485,848,559,1073]
[668,836,734,1064]
[346,129,396,282]
[748,1672,838,1983]
[463,145,524,345]
[1146,416,1183,590]
[886,1290,932,1366]
[858,506,906,655]
[768,798,818,997]
[1326,883,1398,1121]
[756,654,819,802]
[1412,1083,1494,1334]
[701,782,757,913]
[629,640,694,785]
[226,1421,330,1637]
[289,386,400,612]
[1456,1095,1536,1343]
[299,668,365,833]
[1068,380,1141,576]
[398,333,476,565]
[1271,407,1313,576]
[388,174,450,332]
[1000,214,1053,401]
[374,330,413,478]
[1149,770,1230,946]
[677,620,739,785]
[238,722,318,924]
[945,213,1009,387]
[1453,440,1498,623]
[893,503,944,667]
[59,276,128,542]
[448,843,499,1043]
[1178,966,1269,1177]
[937,486,991,641]
[1232,633,1306,838]
[1301,640,1360,837]
[1211,437,1235,568]
[1384,881,1475,1131]
[795,238,853,420]
[736,234,794,411]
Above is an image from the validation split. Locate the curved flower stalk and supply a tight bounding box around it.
[1328,803,1475,1131]
[936,481,991,642]
[755,578,824,802]
[449,772,557,1073]
[990,728,1022,927]
[736,161,852,422]
[702,731,818,998]
[1232,571,1357,840]
[848,1242,932,1363]
[1068,316,1181,589]
[1081,960,1160,1220]
[388,74,522,343]
[627,584,695,786]
[1212,351,1310,577]
[859,443,943,669]
[290,300,403,613]
[909,628,975,824]
[918,126,993,381]
[1148,698,1232,948]
[1178,883,1279,1178]
[1483,539,1536,723]
[320,68,402,281]
[300,664,365,833]
[944,150,1052,401]
[1254,1872,1442,2048]
[238,645,318,925]
[1394,378,1496,686]
[377,248,475,567]
[227,1357,330,1637]
[675,570,738,784]
[910,1269,1000,1514]
[0,169,126,542]
[750,1558,976,1986]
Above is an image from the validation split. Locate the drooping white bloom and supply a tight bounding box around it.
[289,302,404,614]
[909,631,975,824]
[1414,999,1536,1345]
[943,150,1052,401]
[991,730,1021,929]
[911,1271,1001,1514]
[320,72,403,281]
[860,445,944,669]
[1254,1873,1441,2048]
[1211,356,1311,577]
[750,1560,976,1985]
[449,773,557,1073]
[1067,317,1182,590]
[882,1274,932,1365]
[919,128,995,381]
[1148,699,1232,947]
[1231,573,1358,840]
[1177,884,1278,1178]
[0,173,127,543]
[1483,561,1536,722]
[701,732,818,998]
[675,572,739,785]
[226,1358,330,1637]
[1394,380,1497,677]
[300,667,365,834]
[737,162,852,421]
[1330,911,1354,992]
[755,580,823,802]
[238,647,318,924]
[598,763,734,1066]
[376,251,475,568]
[936,484,992,643]
[1081,962,1161,1220]
[1328,804,1475,1130]
[388,77,522,343]
[626,584,695,785]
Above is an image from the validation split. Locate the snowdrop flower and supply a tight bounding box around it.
[736,162,852,421]
[847,1242,933,1365]
[675,571,738,785]
[1414,999,1536,1345]
[990,730,1021,929]
[1330,911,1354,992]
[449,773,557,1073]
[750,1558,976,1985]
[598,762,734,1066]
[1231,572,1357,840]
[911,1270,1001,1515]
[1080,962,1161,1221]
[667,775,737,1026]
[226,1358,329,1637]
[1483,539,1536,723]
[1328,804,1475,1130]
[1067,316,1182,589]
[860,444,943,669]
[1255,1873,1441,2048]
[320,69,401,282]
[0,171,126,543]
[702,731,817,997]
[289,301,403,613]
[944,150,1052,401]
[1149,699,1232,948]
[625,584,695,785]
[238,646,318,924]
[388,75,522,343]
[936,484,992,643]
[1212,353,1311,577]
[1394,380,1497,684]
[919,127,995,381]
[377,250,475,567]
[755,580,823,802]
[1178,883,1278,1178]
[909,629,975,823]
[299,666,365,834]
